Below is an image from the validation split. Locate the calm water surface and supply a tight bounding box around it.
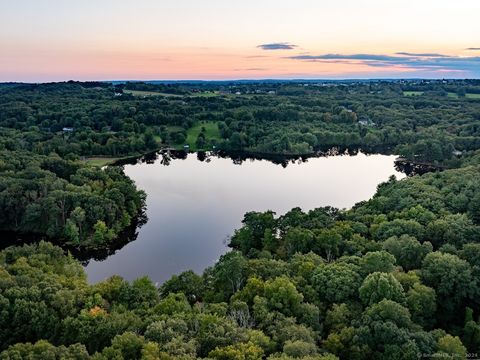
[85,152,405,283]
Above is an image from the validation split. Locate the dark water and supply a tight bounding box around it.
[85,151,405,284]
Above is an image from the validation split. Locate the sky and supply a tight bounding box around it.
[1,0,480,81]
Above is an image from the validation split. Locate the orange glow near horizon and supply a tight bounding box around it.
[1,0,480,81]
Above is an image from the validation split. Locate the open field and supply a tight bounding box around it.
[403,91,424,96]
[83,157,123,167]
[123,89,182,97]
[124,89,226,98]
[191,91,223,97]
[185,121,221,150]
[466,93,480,99]
[403,91,479,100]
[447,92,480,99]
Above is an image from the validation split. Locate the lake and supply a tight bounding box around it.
[85,151,406,284]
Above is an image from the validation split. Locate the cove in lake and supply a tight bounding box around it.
[85,151,406,284]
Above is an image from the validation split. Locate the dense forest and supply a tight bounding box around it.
[0,151,145,247]
[1,80,480,358]
[2,162,480,358]
[1,80,480,162]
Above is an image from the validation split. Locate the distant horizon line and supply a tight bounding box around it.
[2,77,480,85]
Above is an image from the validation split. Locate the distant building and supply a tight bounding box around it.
[358,120,375,127]
[62,127,74,132]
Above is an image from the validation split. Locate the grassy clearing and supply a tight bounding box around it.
[84,157,122,167]
[185,121,221,151]
[446,93,480,100]
[403,91,424,96]
[403,91,479,100]
[466,93,480,99]
[124,89,226,98]
[123,89,182,97]
[191,91,223,98]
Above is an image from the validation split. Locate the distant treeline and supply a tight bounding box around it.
[0,80,479,163]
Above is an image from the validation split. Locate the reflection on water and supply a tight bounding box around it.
[85,151,406,284]
[115,147,365,168]
[72,213,147,264]
[394,158,444,176]
[0,213,147,264]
